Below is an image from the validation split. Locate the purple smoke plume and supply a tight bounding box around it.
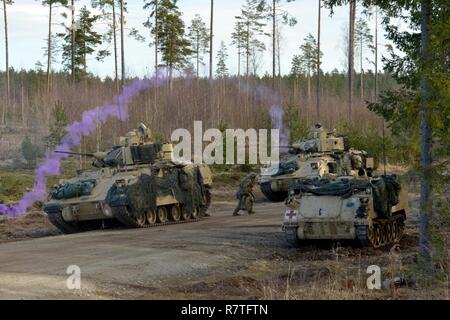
[239,83,291,148]
[0,78,162,218]
[269,105,290,148]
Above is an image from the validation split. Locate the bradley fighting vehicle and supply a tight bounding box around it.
[282,174,408,248]
[259,124,374,202]
[44,124,212,234]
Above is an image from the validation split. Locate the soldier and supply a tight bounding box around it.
[233,173,258,216]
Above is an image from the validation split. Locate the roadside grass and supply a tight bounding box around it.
[0,159,85,205]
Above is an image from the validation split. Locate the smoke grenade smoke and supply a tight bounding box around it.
[269,105,290,148]
[0,78,160,218]
[241,83,291,149]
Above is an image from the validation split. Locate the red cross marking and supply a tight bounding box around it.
[286,210,297,219]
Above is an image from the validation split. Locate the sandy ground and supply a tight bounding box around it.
[0,188,448,300]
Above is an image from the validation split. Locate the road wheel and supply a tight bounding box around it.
[386,222,394,243]
[381,224,388,246]
[135,212,146,227]
[372,225,382,248]
[260,182,286,202]
[113,206,145,228]
[146,208,157,226]
[368,225,375,246]
[182,206,191,220]
[191,207,199,219]
[170,205,181,222]
[157,207,168,223]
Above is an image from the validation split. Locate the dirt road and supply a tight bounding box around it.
[0,201,290,299]
[0,193,446,299]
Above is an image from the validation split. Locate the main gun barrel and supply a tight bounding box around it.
[55,151,96,157]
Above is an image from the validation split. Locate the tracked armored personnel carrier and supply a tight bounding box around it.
[44,124,212,234]
[282,174,408,248]
[259,124,374,201]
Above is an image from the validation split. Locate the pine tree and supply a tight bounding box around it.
[216,41,229,78]
[348,0,356,120]
[2,0,13,125]
[355,17,374,99]
[290,54,304,101]
[59,6,103,81]
[187,14,209,78]
[156,0,192,87]
[22,136,39,167]
[236,0,267,77]
[316,0,322,121]
[298,33,323,101]
[119,0,125,83]
[92,0,120,92]
[143,0,161,77]
[267,0,297,89]
[209,0,214,79]
[290,55,304,77]
[39,1,68,93]
[231,21,246,84]
[45,101,68,148]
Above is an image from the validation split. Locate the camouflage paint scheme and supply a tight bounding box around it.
[259,125,374,202]
[282,175,408,248]
[43,124,212,233]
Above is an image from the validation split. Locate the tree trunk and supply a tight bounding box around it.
[71,0,76,84]
[196,36,200,78]
[168,63,173,90]
[348,0,356,122]
[153,0,159,123]
[120,0,125,85]
[209,0,214,80]
[307,73,311,101]
[272,0,276,90]
[112,2,119,93]
[316,0,321,122]
[246,24,250,77]
[155,0,159,78]
[419,0,432,267]
[237,46,241,86]
[277,24,281,90]
[47,3,53,94]
[374,6,378,101]
[21,76,25,127]
[3,0,10,121]
[360,36,363,100]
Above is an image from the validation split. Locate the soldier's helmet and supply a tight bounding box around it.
[248,172,258,180]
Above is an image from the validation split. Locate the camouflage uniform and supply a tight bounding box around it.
[233,173,257,216]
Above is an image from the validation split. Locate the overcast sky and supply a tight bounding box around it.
[0,0,389,79]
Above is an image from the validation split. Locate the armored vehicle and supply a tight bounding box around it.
[259,124,374,202]
[282,174,408,248]
[44,124,212,234]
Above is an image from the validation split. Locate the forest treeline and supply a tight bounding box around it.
[0,68,397,157]
[0,0,385,134]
